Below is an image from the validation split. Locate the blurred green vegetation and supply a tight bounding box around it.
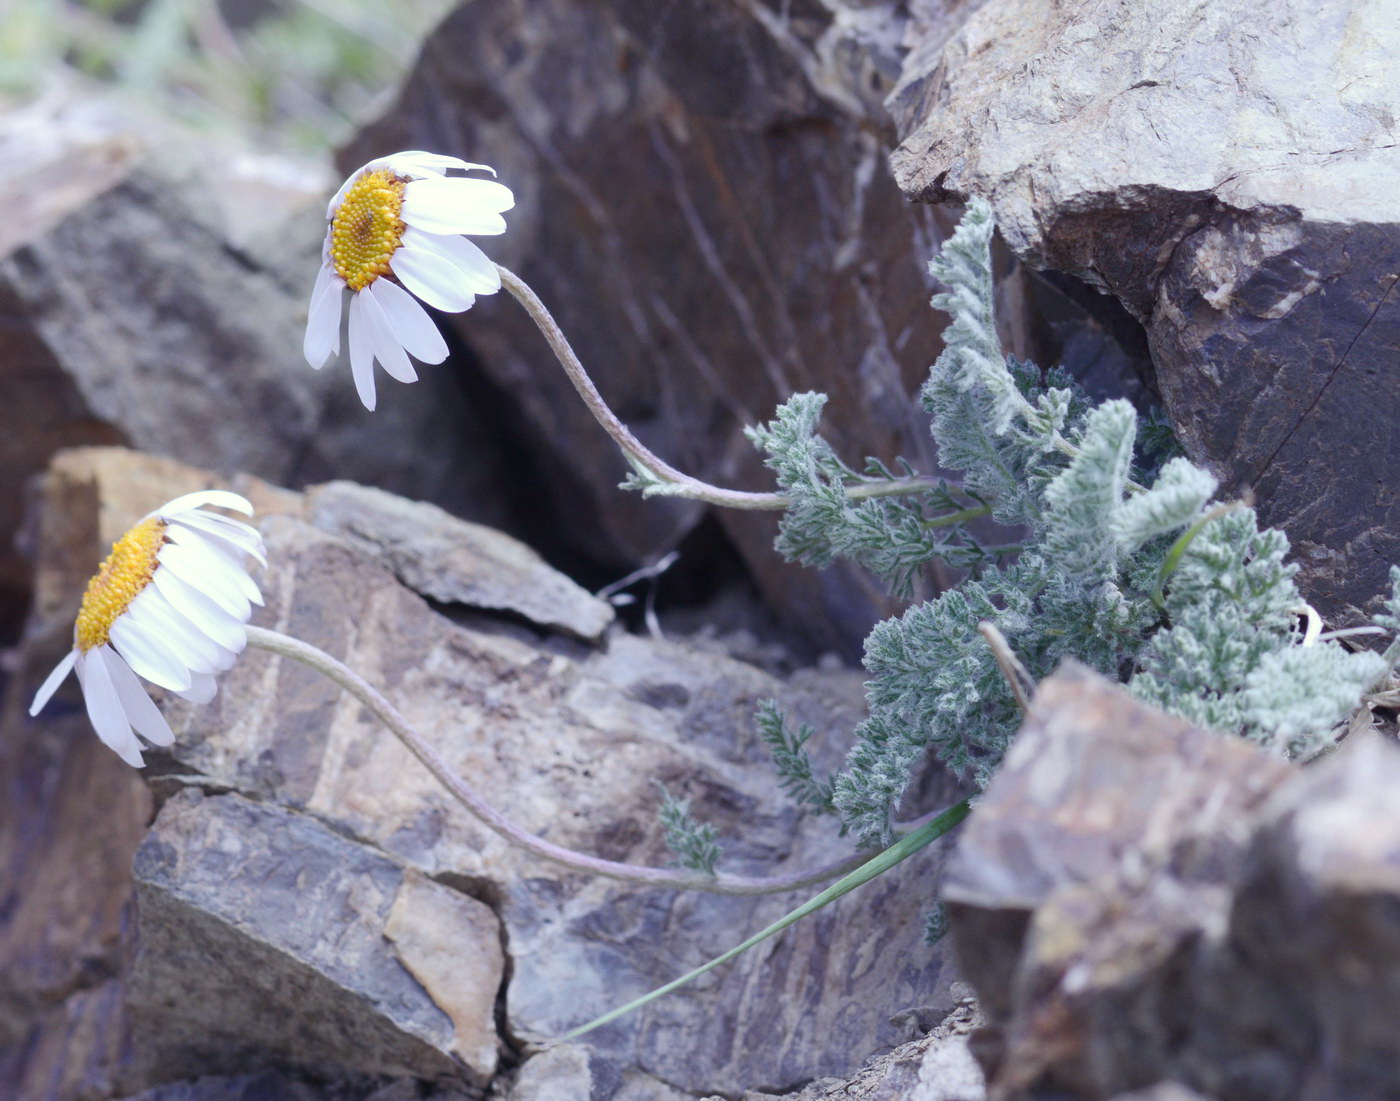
[0,0,454,152]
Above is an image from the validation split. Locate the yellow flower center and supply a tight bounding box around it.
[75,517,167,651]
[329,168,409,291]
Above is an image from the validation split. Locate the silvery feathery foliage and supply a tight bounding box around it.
[750,199,1398,848]
[744,395,1000,600]
[655,784,722,875]
[1131,512,1388,757]
[755,700,836,815]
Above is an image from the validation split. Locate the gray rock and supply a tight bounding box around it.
[124,789,503,1091]
[493,1043,690,1101]
[306,481,614,641]
[889,0,1400,627]
[733,989,985,1101]
[342,0,956,656]
[167,509,958,1095]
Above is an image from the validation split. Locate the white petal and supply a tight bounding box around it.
[158,490,254,518]
[382,151,496,178]
[123,588,225,676]
[402,177,513,236]
[109,617,193,693]
[401,228,501,295]
[98,645,175,748]
[360,284,418,383]
[367,278,448,364]
[76,650,145,767]
[143,585,240,671]
[155,541,252,621]
[29,650,77,716]
[171,511,267,567]
[161,531,263,607]
[152,566,248,654]
[305,271,345,369]
[177,673,218,705]
[347,293,380,412]
[392,247,476,313]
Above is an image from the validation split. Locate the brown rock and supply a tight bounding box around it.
[889,0,1400,627]
[1219,734,1400,1101]
[943,663,1293,1099]
[125,790,503,1090]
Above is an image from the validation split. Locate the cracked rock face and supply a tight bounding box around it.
[2,447,963,1097]
[890,0,1400,627]
[343,0,954,656]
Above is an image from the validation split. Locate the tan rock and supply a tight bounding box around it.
[385,869,504,1075]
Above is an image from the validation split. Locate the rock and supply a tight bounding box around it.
[733,988,985,1101]
[943,664,1400,1100]
[0,93,532,643]
[4,447,965,1096]
[342,0,957,656]
[889,0,1400,627]
[114,1070,476,1101]
[944,663,1292,1098]
[305,481,614,642]
[175,508,959,1094]
[492,1043,690,1101]
[1108,1088,1211,1101]
[1220,733,1400,1101]
[124,790,503,1090]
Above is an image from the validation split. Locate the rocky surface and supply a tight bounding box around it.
[731,986,985,1101]
[126,791,503,1090]
[945,663,1400,1101]
[342,0,957,656]
[889,0,1400,627]
[2,447,965,1098]
[305,481,614,642]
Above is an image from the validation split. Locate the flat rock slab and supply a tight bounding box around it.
[167,510,958,1094]
[306,481,614,641]
[126,791,503,1091]
[890,0,1400,626]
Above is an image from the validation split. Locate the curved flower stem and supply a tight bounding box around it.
[246,625,871,896]
[495,265,943,511]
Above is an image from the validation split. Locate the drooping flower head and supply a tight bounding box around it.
[29,491,266,767]
[303,151,515,411]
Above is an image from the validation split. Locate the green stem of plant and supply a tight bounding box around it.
[558,796,972,1040]
[925,504,992,529]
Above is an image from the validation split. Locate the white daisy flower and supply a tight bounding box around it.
[28,491,266,768]
[303,150,515,411]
